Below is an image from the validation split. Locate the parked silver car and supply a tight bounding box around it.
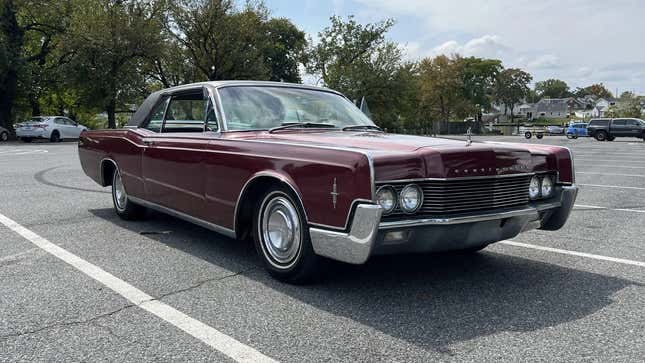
[15,116,87,142]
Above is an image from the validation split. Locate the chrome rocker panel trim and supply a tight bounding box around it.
[309,185,578,264]
[129,196,236,239]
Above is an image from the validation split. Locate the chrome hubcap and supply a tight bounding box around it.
[114,171,127,211]
[261,196,301,266]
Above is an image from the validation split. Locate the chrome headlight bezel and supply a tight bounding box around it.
[376,186,397,214]
[529,175,541,200]
[540,175,554,198]
[399,184,423,213]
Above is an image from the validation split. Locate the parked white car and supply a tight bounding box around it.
[0,126,9,142]
[15,116,87,142]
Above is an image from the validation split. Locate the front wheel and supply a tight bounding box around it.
[112,168,146,220]
[536,133,544,139]
[607,136,615,141]
[524,132,532,139]
[595,131,607,141]
[253,187,320,284]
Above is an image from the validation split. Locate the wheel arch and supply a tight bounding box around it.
[234,171,307,240]
[100,158,118,187]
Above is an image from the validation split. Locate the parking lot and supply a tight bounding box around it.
[1,136,644,362]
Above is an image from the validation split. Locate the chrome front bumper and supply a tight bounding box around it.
[310,185,578,264]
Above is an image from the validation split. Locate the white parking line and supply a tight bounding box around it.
[500,241,645,268]
[577,172,645,178]
[579,183,645,190]
[576,165,645,169]
[574,204,645,214]
[575,159,645,163]
[0,212,276,363]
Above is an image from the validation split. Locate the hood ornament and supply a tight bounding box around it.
[466,127,472,146]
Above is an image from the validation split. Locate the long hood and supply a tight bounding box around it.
[247,131,539,181]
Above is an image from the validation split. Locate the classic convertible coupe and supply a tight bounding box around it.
[79,81,577,283]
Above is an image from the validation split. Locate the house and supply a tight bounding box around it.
[592,98,617,117]
[531,98,586,119]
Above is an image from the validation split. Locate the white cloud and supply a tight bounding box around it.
[526,54,560,70]
[353,0,645,93]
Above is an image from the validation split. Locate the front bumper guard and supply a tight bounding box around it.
[310,185,578,264]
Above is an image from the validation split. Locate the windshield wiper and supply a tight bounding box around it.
[268,122,337,133]
[341,125,383,132]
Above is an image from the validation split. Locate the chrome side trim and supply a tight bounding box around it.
[129,196,236,239]
[376,172,535,184]
[563,146,575,184]
[308,198,374,232]
[310,204,382,264]
[378,207,540,229]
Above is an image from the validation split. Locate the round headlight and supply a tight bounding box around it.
[529,176,541,200]
[376,186,396,213]
[399,184,423,213]
[541,175,554,198]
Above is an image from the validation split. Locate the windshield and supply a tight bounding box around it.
[217,86,375,131]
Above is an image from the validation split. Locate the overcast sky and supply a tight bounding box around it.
[266,0,645,95]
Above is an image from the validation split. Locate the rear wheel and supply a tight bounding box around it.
[524,132,532,139]
[50,130,60,142]
[0,131,7,142]
[536,133,544,139]
[595,131,607,141]
[253,186,320,284]
[112,168,146,220]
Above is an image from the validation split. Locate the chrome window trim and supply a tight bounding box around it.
[129,196,236,239]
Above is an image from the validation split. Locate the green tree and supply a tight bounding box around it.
[606,91,642,118]
[65,0,165,128]
[493,68,532,128]
[0,0,68,131]
[535,78,570,99]
[166,0,305,82]
[456,56,503,130]
[306,16,416,129]
[417,55,465,134]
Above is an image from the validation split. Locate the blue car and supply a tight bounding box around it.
[566,122,588,139]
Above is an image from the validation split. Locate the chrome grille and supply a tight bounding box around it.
[381,174,532,217]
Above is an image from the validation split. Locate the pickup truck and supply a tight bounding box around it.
[587,118,645,141]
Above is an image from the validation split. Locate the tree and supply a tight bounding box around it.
[65,0,165,128]
[306,16,416,129]
[493,68,532,129]
[165,0,305,83]
[417,55,465,134]
[0,0,68,131]
[535,78,570,99]
[456,56,502,130]
[606,91,642,118]
[574,83,613,99]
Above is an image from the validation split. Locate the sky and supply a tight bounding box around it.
[265,0,645,95]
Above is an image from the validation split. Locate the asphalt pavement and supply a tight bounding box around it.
[1,136,644,362]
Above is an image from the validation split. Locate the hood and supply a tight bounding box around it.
[244,131,537,181]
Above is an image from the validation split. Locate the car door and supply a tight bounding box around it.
[625,119,642,137]
[141,87,211,218]
[611,119,627,137]
[53,117,69,138]
[64,118,83,138]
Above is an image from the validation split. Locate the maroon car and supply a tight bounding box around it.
[78,81,578,283]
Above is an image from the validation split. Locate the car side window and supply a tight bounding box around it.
[54,118,65,125]
[162,92,207,133]
[626,119,640,126]
[612,119,626,126]
[143,98,169,132]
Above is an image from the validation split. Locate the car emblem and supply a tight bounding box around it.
[330,178,339,209]
[466,127,472,146]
